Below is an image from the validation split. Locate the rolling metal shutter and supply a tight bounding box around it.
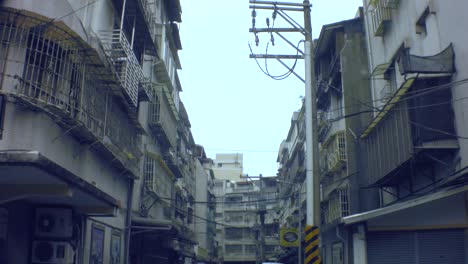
[367,231,415,264]
[418,229,465,264]
[367,229,465,264]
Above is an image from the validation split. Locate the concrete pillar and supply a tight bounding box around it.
[352,225,367,264]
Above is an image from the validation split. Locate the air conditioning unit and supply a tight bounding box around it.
[31,241,74,264]
[35,208,73,238]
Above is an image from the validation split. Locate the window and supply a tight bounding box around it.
[416,7,432,36]
[245,245,256,255]
[187,208,194,224]
[23,34,82,110]
[217,163,223,168]
[143,155,155,191]
[0,95,5,139]
[225,228,243,239]
[265,245,277,254]
[332,242,344,264]
[225,245,242,255]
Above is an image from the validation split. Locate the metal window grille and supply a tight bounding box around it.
[370,0,393,36]
[225,245,242,255]
[0,11,143,174]
[337,132,347,162]
[150,93,161,123]
[99,30,142,106]
[245,245,256,254]
[339,187,350,217]
[0,22,84,115]
[144,155,155,191]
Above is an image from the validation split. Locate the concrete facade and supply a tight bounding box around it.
[344,1,468,263]
[213,178,280,264]
[0,0,210,264]
[277,1,468,263]
[212,153,244,182]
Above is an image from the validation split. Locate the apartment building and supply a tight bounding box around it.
[212,153,244,182]
[343,0,468,263]
[194,145,218,264]
[276,12,371,264]
[278,1,468,263]
[0,0,207,263]
[214,178,280,264]
[314,12,371,264]
[276,110,306,264]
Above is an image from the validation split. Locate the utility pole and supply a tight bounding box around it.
[302,0,321,229]
[297,184,303,264]
[249,1,321,263]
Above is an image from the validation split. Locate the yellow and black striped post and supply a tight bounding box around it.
[304,225,321,264]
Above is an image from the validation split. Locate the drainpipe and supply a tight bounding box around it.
[124,178,134,264]
[336,226,346,264]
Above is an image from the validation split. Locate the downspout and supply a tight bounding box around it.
[124,178,134,264]
[336,226,347,264]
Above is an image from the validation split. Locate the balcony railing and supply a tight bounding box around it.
[148,83,178,148]
[99,30,143,106]
[0,13,143,176]
[318,111,331,142]
[321,131,347,173]
[370,0,394,36]
[323,186,350,224]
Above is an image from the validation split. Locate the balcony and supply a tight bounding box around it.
[370,0,396,36]
[328,53,341,81]
[0,13,143,177]
[163,149,183,178]
[318,111,332,143]
[139,78,154,102]
[99,30,143,107]
[323,186,350,224]
[321,131,347,173]
[148,83,178,149]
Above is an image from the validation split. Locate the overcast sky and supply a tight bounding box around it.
[179,0,363,177]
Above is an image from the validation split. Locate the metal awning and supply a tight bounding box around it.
[0,151,120,216]
[342,185,468,225]
[132,216,179,231]
[369,62,392,77]
[398,44,455,75]
[361,77,416,138]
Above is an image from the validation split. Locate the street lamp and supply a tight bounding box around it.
[276,179,303,264]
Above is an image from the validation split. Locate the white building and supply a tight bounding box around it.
[212,153,244,182]
[343,0,468,263]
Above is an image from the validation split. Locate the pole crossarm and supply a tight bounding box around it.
[277,9,308,34]
[249,5,305,11]
[275,32,304,54]
[276,58,305,83]
[249,0,310,7]
[250,54,303,59]
[250,28,305,33]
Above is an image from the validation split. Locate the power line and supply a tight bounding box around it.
[205,148,278,152]
[409,120,468,140]
[322,77,468,116]
[325,78,468,124]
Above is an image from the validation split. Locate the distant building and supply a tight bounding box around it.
[212,153,244,181]
[214,177,280,264]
